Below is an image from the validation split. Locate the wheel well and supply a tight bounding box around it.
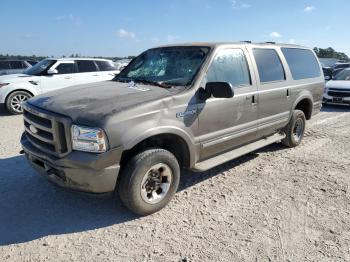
[295,98,312,120]
[120,134,190,169]
[5,89,34,103]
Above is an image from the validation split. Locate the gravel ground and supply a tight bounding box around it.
[0,105,349,262]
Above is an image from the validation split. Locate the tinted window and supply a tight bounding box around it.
[77,60,97,73]
[334,64,350,69]
[55,63,75,74]
[282,48,321,80]
[10,61,25,69]
[253,49,285,83]
[0,61,10,70]
[96,61,117,71]
[207,49,251,87]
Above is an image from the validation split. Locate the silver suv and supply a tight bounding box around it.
[20,42,324,215]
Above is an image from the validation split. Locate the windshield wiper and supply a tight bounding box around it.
[134,79,173,88]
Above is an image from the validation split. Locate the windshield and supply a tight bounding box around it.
[116,46,210,87]
[24,59,56,76]
[333,70,350,81]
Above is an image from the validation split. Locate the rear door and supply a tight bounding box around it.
[249,47,292,137]
[75,60,100,85]
[40,61,76,93]
[197,46,259,160]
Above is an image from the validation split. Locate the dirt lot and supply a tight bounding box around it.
[0,105,349,262]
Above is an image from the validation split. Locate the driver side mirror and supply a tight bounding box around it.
[204,82,234,99]
[47,68,58,75]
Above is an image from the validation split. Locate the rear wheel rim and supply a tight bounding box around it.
[293,118,304,142]
[10,94,29,113]
[140,163,173,204]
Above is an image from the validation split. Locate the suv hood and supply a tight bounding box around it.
[0,73,39,83]
[27,81,174,125]
[326,80,350,89]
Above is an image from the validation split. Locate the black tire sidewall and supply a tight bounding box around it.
[6,91,32,115]
[118,149,180,215]
[291,110,306,146]
[283,110,306,147]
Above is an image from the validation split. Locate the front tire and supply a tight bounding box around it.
[6,91,32,115]
[282,110,306,147]
[118,149,180,215]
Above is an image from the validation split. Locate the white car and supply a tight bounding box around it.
[323,68,350,106]
[0,58,120,114]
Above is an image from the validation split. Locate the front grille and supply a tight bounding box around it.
[23,103,72,157]
[328,88,350,98]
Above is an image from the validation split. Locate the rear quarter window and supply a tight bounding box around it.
[96,61,117,71]
[281,48,321,80]
[253,49,285,83]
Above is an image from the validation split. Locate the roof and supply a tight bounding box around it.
[154,41,307,49]
[48,58,113,61]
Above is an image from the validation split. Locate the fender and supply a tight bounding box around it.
[1,82,39,103]
[289,91,313,121]
[124,126,198,167]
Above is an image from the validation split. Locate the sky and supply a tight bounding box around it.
[0,0,349,57]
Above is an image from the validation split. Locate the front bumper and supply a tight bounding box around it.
[323,95,350,106]
[0,103,5,112]
[21,133,122,193]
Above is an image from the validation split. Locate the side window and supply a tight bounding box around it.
[77,60,98,73]
[282,48,322,80]
[10,61,26,69]
[206,49,251,87]
[96,61,117,71]
[253,49,285,83]
[55,63,75,74]
[0,61,10,70]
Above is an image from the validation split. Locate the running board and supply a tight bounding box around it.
[193,133,285,172]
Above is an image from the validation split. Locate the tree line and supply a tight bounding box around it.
[313,47,349,61]
[0,53,134,61]
[1,47,349,61]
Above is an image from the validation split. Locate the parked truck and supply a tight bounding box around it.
[20,42,324,215]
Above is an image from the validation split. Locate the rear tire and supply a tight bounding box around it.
[6,91,32,115]
[118,149,180,216]
[282,110,306,147]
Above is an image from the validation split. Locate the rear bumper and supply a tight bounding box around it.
[21,133,122,193]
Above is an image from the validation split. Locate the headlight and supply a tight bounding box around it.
[71,125,108,153]
[0,83,9,88]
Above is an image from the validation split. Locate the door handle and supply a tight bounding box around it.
[246,95,257,105]
[93,74,99,76]
[286,88,290,98]
[64,76,72,79]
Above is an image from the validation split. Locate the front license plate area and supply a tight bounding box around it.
[333,97,343,103]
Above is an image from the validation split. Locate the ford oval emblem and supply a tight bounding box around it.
[29,125,38,134]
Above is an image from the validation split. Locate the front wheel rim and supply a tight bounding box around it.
[293,118,304,142]
[10,94,29,113]
[140,163,173,204]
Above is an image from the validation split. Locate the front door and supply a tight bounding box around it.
[40,61,76,94]
[197,47,258,160]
